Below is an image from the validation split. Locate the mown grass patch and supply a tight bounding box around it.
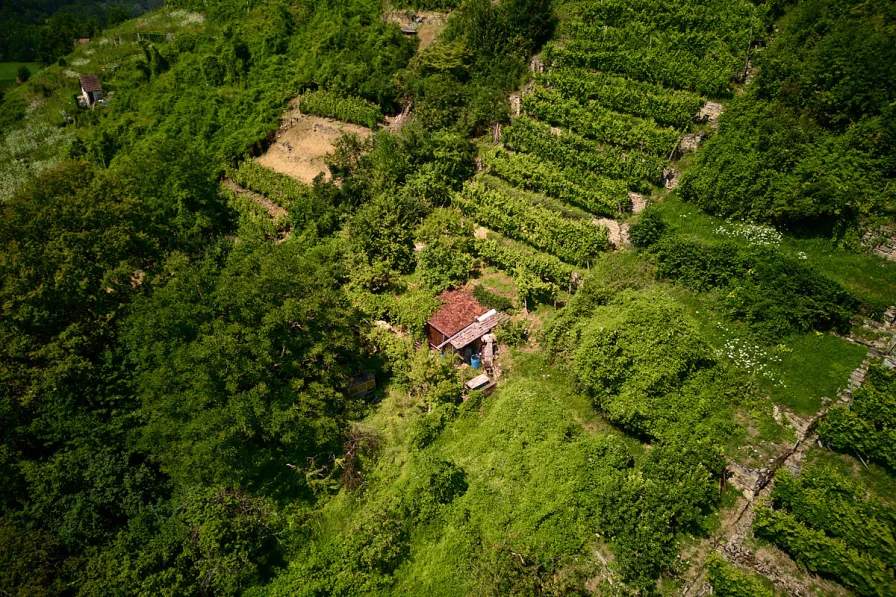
[759,333,867,416]
[0,62,42,88]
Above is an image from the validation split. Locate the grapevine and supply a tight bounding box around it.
[501,116,664,191]
[536,68,705,128]
[523,86,679,155]
[475,237,575,285]
[453,182,609,264]
[483,148,628,216]
[297,90,384,129]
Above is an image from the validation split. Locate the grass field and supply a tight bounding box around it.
[0,62,42,89]
[652,195,896,315]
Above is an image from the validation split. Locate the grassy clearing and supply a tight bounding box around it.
[664,282,865,416]
[759,333,867,415]
[651,195,896,315]
[0,62,42,88]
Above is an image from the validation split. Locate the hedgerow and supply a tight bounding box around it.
[640,229,858,340]
[298,90,385,129]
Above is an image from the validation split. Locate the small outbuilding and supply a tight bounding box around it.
[425,289,504,365]
[78,75,103,106]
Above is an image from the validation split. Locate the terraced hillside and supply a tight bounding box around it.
[461,0,761,288]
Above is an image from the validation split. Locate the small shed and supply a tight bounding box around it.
[347,373,376,397]
[426,289,489,350]
[74,38,91,48]
[426,290,505,364]
[78,75,103,106]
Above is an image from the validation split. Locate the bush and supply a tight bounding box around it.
[16,65,31,83]
[472,284,514,313]
[628,208,666,249]
[495,320,528,347]
[648,235,858,340]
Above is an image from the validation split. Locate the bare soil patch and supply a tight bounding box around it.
[256,109,371,184]
[593,218,629,249]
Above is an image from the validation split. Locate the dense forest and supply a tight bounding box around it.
[1,0,895,595]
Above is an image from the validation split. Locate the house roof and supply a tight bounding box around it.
[437,312,504,351]
[79,75,102,92]
[427,290,488,337]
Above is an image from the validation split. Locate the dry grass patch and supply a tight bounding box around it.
[256,106,371,184]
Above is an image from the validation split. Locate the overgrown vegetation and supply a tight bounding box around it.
[680,0,896,237]
[1,0,895,595]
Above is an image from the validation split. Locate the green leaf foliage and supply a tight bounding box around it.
[754,506,896,597]
[124,239,364,493]
[679,0,896,234]
[706,554,776,597]
[638,224,858,340]
[819,365,896,472]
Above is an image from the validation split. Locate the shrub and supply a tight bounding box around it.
[628,208,666,249]
[495,320,528,347]
[16,65,31,83]
[648,235,858,340]
[472,284,514,313]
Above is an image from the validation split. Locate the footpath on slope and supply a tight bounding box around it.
[681,311,896,597]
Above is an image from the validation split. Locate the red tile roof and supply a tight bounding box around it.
[427,290,488,337]
[79,75,102,92]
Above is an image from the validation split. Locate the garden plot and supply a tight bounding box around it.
[256,108,371,184]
